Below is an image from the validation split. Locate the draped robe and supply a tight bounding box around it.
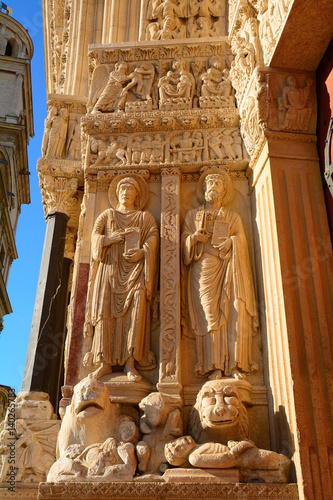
[181,206,258,376]
[84,208,158,369]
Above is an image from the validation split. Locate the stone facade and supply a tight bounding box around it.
[1,2,333,500]
[0,11,33,331]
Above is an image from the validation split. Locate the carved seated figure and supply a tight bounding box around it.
[199,57,234,108]
[164,436,291,483]
[158,56,194,109]
[187,380,249,445]
[136,392,182,476]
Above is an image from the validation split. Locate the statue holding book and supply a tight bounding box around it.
[83,175,159,382]
[181,170,258,380]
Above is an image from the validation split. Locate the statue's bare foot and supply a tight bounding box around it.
[125,368,142,382]
[124,358,142,382]
[88,363,112,380]
[232,370,246,380]
[208,369,222,380]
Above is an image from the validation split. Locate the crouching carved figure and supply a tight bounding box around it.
[48,377,138,482]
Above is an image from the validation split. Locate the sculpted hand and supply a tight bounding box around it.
[192,229,211,244]
[219,237,232,255]
[104,230,124,246]
[123,248,144,262]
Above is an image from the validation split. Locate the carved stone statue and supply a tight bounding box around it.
[278,75,313,131]
[46,107,69,158]
[67,118,81,161]
[165,436,291,483]
[181,170,258,379]
[187,380,250,444]
[83,175,159,382]
[158,56,195,109]
[41,106,57,157]
[136,392,182,475]
[49,378,139,482]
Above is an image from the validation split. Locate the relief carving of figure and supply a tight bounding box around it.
[41,106,57,157]
[199,57,231,100]
[158,56,195,108]
[189,0,223,18]
[146,0,187,39]
[83,175,159,382]
[278,75,313,131]
[165,436,291,483]
[181,171,258,379]
[146,15,186,39]
[92,62,138,113]
[0,419,59,483]
[170,131,202,163]
[187,16,218,38]
[46,107,69,158]
[67,118,81,161]
[257,0,275,63]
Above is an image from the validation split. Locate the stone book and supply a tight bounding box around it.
[124,227,140,253]
[211,220,229,247]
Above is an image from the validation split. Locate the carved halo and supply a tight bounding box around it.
[108,174,149,210]
[196,167,235,206]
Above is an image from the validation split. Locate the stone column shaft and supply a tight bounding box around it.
[22,212,69,411]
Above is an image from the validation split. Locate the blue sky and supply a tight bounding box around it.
[0,0,47,394]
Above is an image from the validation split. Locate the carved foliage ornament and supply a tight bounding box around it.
[39,175,79,218]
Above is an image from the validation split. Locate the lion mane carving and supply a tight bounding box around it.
[188,380,249,444]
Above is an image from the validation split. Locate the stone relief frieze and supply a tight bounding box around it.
[85,127,245,172]
[82,107,239,135]
[145,0,226,40]
[87,52,235,116]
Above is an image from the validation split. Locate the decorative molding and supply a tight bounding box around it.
[38,482,299,499]
[160,171,181,382]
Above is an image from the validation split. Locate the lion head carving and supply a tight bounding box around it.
[188,380,249,444]
[57,377,121,458]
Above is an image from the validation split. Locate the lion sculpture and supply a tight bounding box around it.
[188,380,249,444]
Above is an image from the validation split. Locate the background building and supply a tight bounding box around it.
[0,9,33,331]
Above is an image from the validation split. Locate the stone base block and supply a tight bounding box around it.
[0,485,38,499]
[39,482,299,500]
[100,373,155,404]
[163,468,241,482]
